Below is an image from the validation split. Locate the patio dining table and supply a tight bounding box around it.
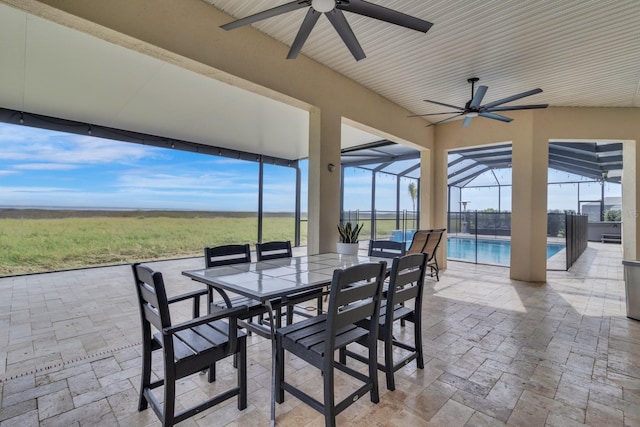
[182,252,390,425]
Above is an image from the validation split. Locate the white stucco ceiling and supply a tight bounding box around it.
[208,0,640,116]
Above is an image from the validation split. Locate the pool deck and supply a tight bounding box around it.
[1,242,639,426]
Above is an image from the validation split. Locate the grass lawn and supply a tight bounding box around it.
[0,209,414,276]
[0,213,301,276]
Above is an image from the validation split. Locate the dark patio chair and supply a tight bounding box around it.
[204,243,252,268]
[255,240,293,260]
[205,244,274,376]
[132,263,247,427]
[369,239,408,324]
[368,239,406,259]
[340,253,427,390]
[274,261,387,427]
[407,228,446,280]
[257,240,323,323]
[205,245,278,325]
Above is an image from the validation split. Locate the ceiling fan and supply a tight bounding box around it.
[219,0,433,61]
[409,78,549,127]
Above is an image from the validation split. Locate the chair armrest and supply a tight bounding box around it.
[167,288,208,318]
[163,305,248,335]
[167,288,208,304]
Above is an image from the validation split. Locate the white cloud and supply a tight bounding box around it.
[0,123,54,143]
[0,132,153,165]
[116,170,258,191]
[14,163,80,170]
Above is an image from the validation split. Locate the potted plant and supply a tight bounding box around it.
[336,222,363,255]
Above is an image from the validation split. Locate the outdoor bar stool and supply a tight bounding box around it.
[132,263,248,427]
[340,253,427,390]
[274,261,387,427]
[205,244,283,379]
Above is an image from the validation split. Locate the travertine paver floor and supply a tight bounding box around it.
[1,242,639,426]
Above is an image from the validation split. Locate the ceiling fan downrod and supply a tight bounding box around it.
[468,77,479,98]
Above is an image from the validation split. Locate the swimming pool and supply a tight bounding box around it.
[447,237,565,265]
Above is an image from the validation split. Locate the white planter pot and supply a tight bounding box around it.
[336,242,359,255]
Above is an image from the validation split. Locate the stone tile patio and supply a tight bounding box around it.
[1,242,639,426]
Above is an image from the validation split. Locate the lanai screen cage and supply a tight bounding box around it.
[340,141,421,242]
[447,142,622,270]
[341,139,623,271]
[448,142,623,218]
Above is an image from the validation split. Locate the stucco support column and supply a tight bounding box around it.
[422,147,448,270]
[307,108,341,254]
[419,149,433,230]
[622,141,639,260]
[511,135,548,282]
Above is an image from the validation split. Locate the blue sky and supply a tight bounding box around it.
[0,123,300,211]
[0,122,417,213]
[0,122,620,213]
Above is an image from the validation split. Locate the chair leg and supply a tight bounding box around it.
[414,317,425,370]
[323,362,336,427]
[338,347,346,365]
[384,327,396,391]
[238,337,247,410]
[164,370,176,427]
[368,336,380,404]
[286,304,294,325]
[208,363,216,382]
[275,335,285,404]
[138,344,152,411]
[316,295,323,314]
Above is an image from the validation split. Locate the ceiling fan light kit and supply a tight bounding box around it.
[409,77,549,127]
[312,0,335,13]
[220,0,433,61]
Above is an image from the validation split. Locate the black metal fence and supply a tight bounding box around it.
[342,210,588,271]
[447,211,580,270]
[565,213,588,269]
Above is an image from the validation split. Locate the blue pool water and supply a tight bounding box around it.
[447,237,565,265]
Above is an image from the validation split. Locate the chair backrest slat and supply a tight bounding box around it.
[336,301,378,327]
[133,263,172,332]
[327,262,386,334]
[142,303,163,332]
[256,241,292,261]
[392,263,425,304]
[138,281,160,309]
[368,240,405,259]
[386,253,427,317]
[204,244,251,268]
